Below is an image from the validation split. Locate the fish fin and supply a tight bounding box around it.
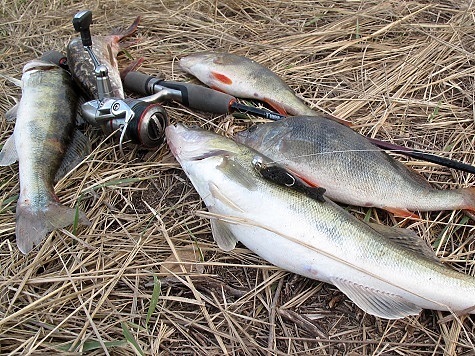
[460,187,475,211]
[217,156,257,190]
[382,154,432,189]
[0,134,18,166]
[211,71,233,85]
[111,16,141,39]
[384,207,420,220]
[263,99,288,116]
[331,277,422,319]
[54,130,91,182]
[209,214,238,251]
[16,201,90,254]
[5,103,18,121]
[367,223,443,265]
[209,182,244,212]
[120,57,145,80]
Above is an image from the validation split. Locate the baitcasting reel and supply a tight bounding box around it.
[72,10,168,155]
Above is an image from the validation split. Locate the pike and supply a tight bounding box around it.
[67,16,141,99]
[166,123,475,319]
[179,51,351,126]
[0,57,90,254]
[235,116,475,219]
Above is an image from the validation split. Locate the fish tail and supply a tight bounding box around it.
[16,201,90,254]
[111,16,141,39]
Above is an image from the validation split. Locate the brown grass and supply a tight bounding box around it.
[1,0,475,354]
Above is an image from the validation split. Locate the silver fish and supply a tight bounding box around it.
[179,51,351,126]
[166,123,475,319]
[235,116,475,219]
[0,58,90,254]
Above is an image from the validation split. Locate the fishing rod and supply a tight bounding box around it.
[123,71,475,175]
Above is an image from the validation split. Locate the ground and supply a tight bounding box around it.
[1,1,475,355]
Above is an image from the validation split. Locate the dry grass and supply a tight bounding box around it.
[1,0,475,354]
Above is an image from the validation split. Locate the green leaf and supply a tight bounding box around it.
[0,194,18,213]
[56,339,127,352]
[72,195,83,236]
[363,208,373,223]
[146,275,161,328]
[121,322,145,356]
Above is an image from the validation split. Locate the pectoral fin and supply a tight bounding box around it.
[263,99,288,116]
[0,134,18,166]
[331,277,422,319]
[210,216,238,251]
[211,71,233,85]
[6,103,18,122]
[217,156,256,191]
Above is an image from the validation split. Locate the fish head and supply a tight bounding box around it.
[166,123,262,202]
[179,52,239,90]
[166,123,242,165]
[22,59,60,74]
[179,52,219,73]
[234,121,286,150]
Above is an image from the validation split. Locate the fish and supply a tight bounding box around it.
[66,16,141,99]
[179,52,351,125]
[234,116,475,219]
[166,123,475,319]
[0,57,90,254]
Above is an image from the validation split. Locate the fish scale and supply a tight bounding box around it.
[166,123,475,319]
[66,16,140,100]
[235,116,475,218]
[0,59,90,254]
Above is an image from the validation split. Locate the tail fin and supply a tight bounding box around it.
[16,201,90,254]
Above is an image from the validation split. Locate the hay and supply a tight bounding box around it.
[1,0,475,354]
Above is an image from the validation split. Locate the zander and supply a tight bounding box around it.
[166,123,475,319]
[0,57,90,254]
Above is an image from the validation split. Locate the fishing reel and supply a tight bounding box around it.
[72,10,168,154]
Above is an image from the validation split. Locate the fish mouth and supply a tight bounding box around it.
[165,124,230,163]
[23,59,59,73]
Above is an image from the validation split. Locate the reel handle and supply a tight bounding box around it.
[73,10,93,47]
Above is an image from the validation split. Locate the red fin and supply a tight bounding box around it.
[211,71,233,85]
[112,16,141,39]
[263,99,288,116]
[384,207,420,220]
[120,57,145,80]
